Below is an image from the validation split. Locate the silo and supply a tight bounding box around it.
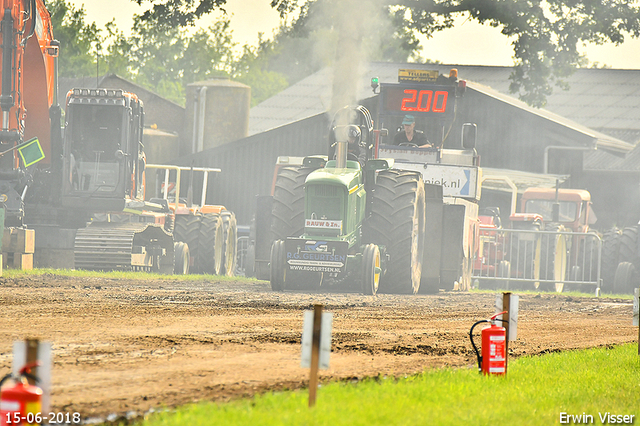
[183,78,251,156]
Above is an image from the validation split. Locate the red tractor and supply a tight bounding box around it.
[475,185,599,293]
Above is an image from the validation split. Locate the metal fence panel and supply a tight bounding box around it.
[472,228,601,294]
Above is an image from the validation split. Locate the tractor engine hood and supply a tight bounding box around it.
[303,162,365,239]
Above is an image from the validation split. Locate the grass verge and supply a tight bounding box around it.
[471,287,635,300]
[0,267,256,282]
[138,344,640,426]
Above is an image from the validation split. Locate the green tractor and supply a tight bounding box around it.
[269,106,426,294]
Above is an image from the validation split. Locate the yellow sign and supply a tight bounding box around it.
[17,137,45,167]
[398,69,439,83]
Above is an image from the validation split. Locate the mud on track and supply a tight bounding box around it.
[0,274,636,420]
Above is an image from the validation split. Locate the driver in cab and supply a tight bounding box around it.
[393,114,432,148]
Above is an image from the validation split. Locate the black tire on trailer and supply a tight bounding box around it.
[364,169,425,294]
[270,166,316,241]
[174,241,190,275]
[270,240,286,291]
[538,223,568,293]
[613,261,638,294]
[220,211,238,276]
[173,214,201,273]
[362,244,381,295]
[601,228,622,293]
[198,212,224,275]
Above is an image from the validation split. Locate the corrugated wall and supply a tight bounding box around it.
[173,113,330,225]
[455,89,595,176]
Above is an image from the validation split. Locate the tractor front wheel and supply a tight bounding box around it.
[220,211,238,276]
[174,241,190,275]
[198,213,224,275]
[270,240,286,291]
[362,244,381,295]
[174,214,201,273]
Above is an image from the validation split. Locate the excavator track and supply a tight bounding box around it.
[74,222,174,273]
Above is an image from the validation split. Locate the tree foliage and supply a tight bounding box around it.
[231,0,423,91]
[126,17,235,103]
[49,1,237,105]
[48,0,100,77]
[270,0,640,107]
[133,0,228,27]
[55,0,640,107]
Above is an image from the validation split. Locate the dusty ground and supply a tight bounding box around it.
[0,273,636,422]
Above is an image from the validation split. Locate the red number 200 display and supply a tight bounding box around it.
[400,89,448,113]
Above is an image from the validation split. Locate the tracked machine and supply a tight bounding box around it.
[0,1,198,273]
[59,88,176,272]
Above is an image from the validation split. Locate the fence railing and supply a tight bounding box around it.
[472,228,601,294]
[235,235,251,276]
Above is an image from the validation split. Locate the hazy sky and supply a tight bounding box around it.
[67,0,640,69]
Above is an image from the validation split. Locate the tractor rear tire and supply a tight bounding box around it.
[538,223,568,292]
[613,261,638,294]
[362,244,381,295]
[220,211,238,276]
[174,241,190,275]
[173,214,201,273]
[617,226,640,268]
[270,240,286,291]
[270,166,316,241]
[601,228,622,293]
[198,213,224,275]
[364,169,425,294]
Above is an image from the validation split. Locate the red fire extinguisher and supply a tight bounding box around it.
[0,362,42,426]
[469,312,507,376]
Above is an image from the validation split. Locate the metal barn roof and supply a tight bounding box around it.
[250,64,640,140]
[249,62,640,171]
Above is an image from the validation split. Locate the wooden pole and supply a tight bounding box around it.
[25,338,39,385]
[636,288,639,356]
[308,304,323,408]
[502,292,511,375]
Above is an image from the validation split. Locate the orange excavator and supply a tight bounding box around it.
[0,1,180,273]
[0,0,60,227]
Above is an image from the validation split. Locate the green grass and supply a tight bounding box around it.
[0,267,257,282]
[471,287,635,300]
[138,344,640,426]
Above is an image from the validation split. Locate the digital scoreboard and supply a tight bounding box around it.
[380,83,457,121]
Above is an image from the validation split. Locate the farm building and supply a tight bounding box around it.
[64,65,640,229]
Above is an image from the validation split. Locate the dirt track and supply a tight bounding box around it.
[0,273,636,422]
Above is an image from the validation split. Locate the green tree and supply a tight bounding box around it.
[129,0,640,106]
[48,0,100,78]
[232,37,289,106]
[133,0,227,27]
[127,15,236,104]
[229,0,423,106]
[181,19,236,84]
[270,0,640,107]
[100,21,134,79]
